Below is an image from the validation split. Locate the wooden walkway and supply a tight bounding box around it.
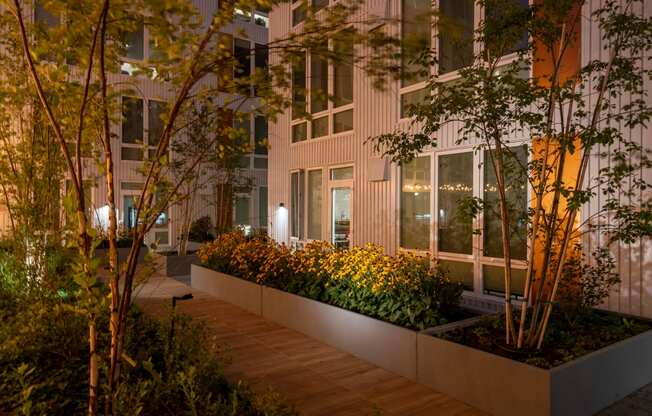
[134,277,485,416]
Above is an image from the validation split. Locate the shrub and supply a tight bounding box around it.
[199,233,464,330]
[188,216,215,243]
[0,249,297,416]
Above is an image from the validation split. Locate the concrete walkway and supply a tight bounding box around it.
[134,276,485,416]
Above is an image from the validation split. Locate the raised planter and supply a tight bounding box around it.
[154,253,199,277]
[190,265,262,315]
[262,286,418,380]
[96,247,147,265]
[417,317,652,416]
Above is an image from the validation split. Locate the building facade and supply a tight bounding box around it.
[267,0,652,316]
[0,1,270,249]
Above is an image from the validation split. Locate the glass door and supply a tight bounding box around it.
[331,187,351,249]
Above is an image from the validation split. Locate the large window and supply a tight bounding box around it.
[235,195,251,226]
[400,156,431,250]
[122,96,167,161]
[438,0,474,75]
[310,42,329,114]
[437,152,473,254]
[401,0,431,87]
[307,170,322,239]
[483,146,528,261]
[124,21,144,61]
[292,32,354,142]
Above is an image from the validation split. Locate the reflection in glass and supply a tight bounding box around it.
[400,156,430,250]
[307,170,322,239]
[331,187,351,249]
[438,152,473,254]
[483,145,528,260]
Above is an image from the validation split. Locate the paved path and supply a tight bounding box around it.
[134,277,485,416]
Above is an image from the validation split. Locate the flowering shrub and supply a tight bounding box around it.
[198,232,465,330]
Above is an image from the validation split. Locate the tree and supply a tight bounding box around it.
[371,0,652,349]
[1,0,395,413]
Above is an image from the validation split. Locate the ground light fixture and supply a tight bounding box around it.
[169,293,194,349]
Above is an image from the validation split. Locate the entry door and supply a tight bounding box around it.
[331,187,352,249]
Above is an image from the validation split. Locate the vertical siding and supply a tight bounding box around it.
[581,0,652,318]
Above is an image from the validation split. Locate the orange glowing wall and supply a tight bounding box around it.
[530,0,582,296]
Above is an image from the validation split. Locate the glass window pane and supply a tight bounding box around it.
[333,109,353,133]
[154,231,169,245]
[122,97,143,144]
[120,182,144,190]
[484,0,529,56]
[234,38,251,78]
[292,54,306,119]
[35,2,59,28]
[148,100,165,147]
[330,166,353,180]
[218,34,234,92]
[259,186,268,228]
[253,157,268,169]
[483,265,525,297]
[292,122,307,143]
[255,43,268,69]
[483,145,528,260]
[311,116,328,138]
[439,259,474,291]
[290,171,304,238]
[310,49,329,113]
[121,147,143,161]
[292,4,306,26]
[401,0,431,87]
[307,170,322,239]
[235,196,250,225]
[400,88,428,118]
[123,195,138,229]
[124,22,144,61]
[438,0,474,75]
[312,0,328,12]
[333,32,354,107]
[400,156,431,250]
[331,187,351,249]
[254,116,268,154]
[438,152,473,254]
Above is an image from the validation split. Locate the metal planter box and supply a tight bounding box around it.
[417,318,652,416]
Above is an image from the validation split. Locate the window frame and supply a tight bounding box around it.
[290,37,355,144]
[120,95,168,162]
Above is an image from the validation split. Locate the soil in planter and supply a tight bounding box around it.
[158,250,198,256]
[436,309,651,369]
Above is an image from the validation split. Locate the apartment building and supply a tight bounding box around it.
[4,1,271,249]
[267,0,652,316]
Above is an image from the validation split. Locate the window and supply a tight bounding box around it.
[438,0,474,75]
[148,100,165,148]
[311,116,328,138]
[290,171,305,238]
[35,1,59,28]
[484,0,530,57]
[292,54,306,120]
[218,34,234,92]
[253,157,267,169]
[330,166,353,180]
[292,3,307,26]
[333,109,353,134]
[122,96,168,161]
[439,259,474,291]
[310,43,329,114]
[400,156,430,250]
[254,43,269,96]
[333,33,354,108]
[292,122,307,143]
[437,152,473,254]
[401,0,431,87]
[400,87,428,118]
[121,182,144,191]
[307,170,322,239]
[259,187,268,229]
[482,145,528,260]
[234,195,251,225]
[253,12,269,27]
[122,97,143,144]
[123,195,138,229]
[124,21,144,61]
[254,116,268,154]
[312,0,328,12]
[483,265,526,297]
